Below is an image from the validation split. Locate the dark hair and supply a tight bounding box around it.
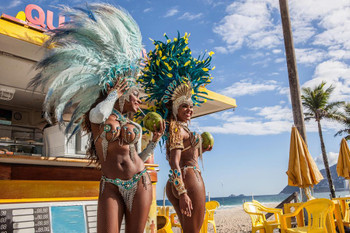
[82,91,107,165]
[164,101,175,157]
[165,101,175,122]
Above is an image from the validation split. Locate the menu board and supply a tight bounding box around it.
[0,207,50,233]
[0,200,101,233]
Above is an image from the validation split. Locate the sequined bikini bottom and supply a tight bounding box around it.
[182,165,201,182]
[100,168,150,212]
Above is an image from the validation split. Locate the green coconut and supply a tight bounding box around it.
[143,112,163,132]
[201,132,214,149]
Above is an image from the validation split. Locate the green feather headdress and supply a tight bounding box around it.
[28,4,142,137]
[138,32,214,120]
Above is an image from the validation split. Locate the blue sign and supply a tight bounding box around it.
[51,206,86,233]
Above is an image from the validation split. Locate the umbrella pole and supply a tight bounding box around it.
[299,187,303,202]
[163,186,166,207]
[303,186,314,200]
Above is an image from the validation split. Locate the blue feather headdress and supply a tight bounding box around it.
[28,4,142,137]
[138,32,214,120]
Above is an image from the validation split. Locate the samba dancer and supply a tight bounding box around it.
[28,4,164,233]
[139,32,214,233]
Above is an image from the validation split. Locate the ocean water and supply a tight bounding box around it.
[156,190,350,208]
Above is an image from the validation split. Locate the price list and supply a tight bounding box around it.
[0,207,51,233]
[0,209,13,233]
[33,207,50,232]
[85,205,97,233]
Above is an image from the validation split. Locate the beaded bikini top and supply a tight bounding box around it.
[166,121,201,160]
[94,109,142,161]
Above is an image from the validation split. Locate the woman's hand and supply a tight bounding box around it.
[179,193,193,217]
[151,119,166,142]
[107,78,129,97]
[203,145,213,153]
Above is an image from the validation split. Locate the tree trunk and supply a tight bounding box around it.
[317,119,336,198]
[279,0,307,143]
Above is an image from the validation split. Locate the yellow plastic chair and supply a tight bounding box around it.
[332,197,350,227]
[157,215,174,233]
[280,198,336,233]
[201,200,220,233]
[243,200,282,233]
[170,213,183,233]
[157,206,171,217]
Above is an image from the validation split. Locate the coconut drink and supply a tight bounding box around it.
[143,112,163,132]
[201,132,214,149]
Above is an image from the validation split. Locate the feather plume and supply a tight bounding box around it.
[138,32,214,120]
[28,3,142,137]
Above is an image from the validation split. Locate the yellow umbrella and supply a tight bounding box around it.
[286,126,324,199]
[336,138,350,180]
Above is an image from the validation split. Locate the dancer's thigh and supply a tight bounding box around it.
[166,170,206,233]
[125,175,152,233]
[97,182,125,233]
[182,170,206,233]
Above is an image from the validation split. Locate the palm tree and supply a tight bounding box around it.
[301,81,344,198]
[335,103,350,140]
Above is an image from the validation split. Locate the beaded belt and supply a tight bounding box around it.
[101,168,147,190]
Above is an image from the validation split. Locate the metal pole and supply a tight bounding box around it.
[279,0,307,144]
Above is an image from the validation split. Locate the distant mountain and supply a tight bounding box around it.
[280,164,347,194]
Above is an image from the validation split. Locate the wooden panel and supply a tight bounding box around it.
[0,164,11,179]
[0,180,99,199]
[148,169,157,183]
[1,163,158,182]
[10,164,101,181]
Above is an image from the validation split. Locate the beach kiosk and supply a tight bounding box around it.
[0,7,236,233]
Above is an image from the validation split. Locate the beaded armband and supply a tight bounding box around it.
[168,169,187,195]
[139,141,157,162]
[106,90,118,101]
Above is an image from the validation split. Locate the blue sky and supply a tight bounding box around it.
[2,0,350,198]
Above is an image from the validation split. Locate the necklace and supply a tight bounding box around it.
[112,108,128,124]
[176,121,188,128]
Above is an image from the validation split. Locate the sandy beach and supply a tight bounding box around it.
[171,202,279,233]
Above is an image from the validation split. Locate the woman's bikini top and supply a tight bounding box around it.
[182,125,201,152]
[94,108,142,161]
[95,109,141,144]
[166,121,202,160]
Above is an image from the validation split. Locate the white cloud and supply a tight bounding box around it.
[164,8,179,17]
[1,0,22,9]
[328,49,350,60]
[143,8,152,13]
[213,0,281,52]
[250,105,293,121]
[278,87,289,96]
[220,79,279,97]
[178,12,203,21]
[305,118,343,133]
[201,114,291,135]
[210,112,254,122]
[275,58,285,63]
[213,0,350,68]
[199,105,293,135]
[295,48,327,65]
[302,60,350,102]
[289,0,350,50]
[272,49,282,54]
[199,103,344,136]
[315,152,338,168]
[241,52,265,60]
